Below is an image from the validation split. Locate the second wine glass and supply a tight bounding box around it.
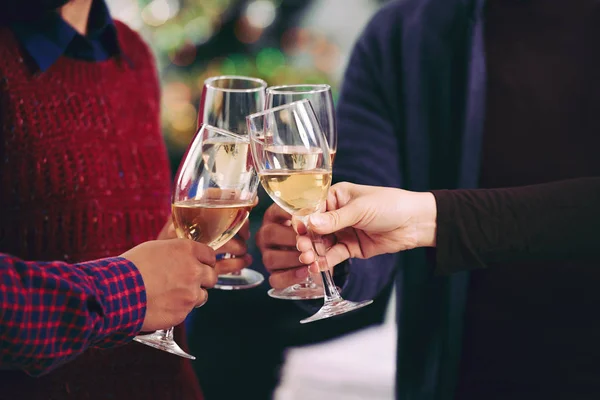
[134,125,260,358]
[266,84,337,163]
[264,84,337,300]
[247,100,373,324]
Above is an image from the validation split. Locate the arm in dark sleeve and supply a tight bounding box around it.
[333,8,403,301]
[0,254,146,376]
[432,177,600,274]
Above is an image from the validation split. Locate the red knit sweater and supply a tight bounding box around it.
[0,22,203,400]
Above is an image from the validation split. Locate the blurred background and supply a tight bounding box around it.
[106,0,388,170]
[105,1,391,399]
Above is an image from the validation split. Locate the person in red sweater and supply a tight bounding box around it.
[0,0,252,398]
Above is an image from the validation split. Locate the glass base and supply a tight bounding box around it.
[300,299,373,324]
[268,281,326,300]
[133,332,196,360]
[213,268,264,290]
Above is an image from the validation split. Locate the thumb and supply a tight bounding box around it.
[309,205,360,235]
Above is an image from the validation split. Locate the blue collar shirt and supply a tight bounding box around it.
[10,0,121,72]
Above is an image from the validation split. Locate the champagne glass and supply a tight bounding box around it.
[247,100,373,323]
[198,75,267,290]
[134,125,260,357]
[264,84,337,300]
[266,84,337,163]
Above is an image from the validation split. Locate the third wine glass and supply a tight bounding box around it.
[264,84,337,300]
[134,125,259,357]
[248,100,372,323]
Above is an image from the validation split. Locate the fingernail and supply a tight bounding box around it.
[310,214,325,226]
[295,268,308,279]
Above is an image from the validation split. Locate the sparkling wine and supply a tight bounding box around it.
[264,145,329,170]
[260,169,332,216]
[202,138,252,186]
[172,199,252,250]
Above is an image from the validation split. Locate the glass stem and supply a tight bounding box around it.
[162,327,174,341]
[319,269,342,303]
[303,274,314,285]
[299,214,341,303]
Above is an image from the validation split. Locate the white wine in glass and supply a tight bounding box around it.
[248,100,372,323]
[260,169,332,216]
[172,199,253,250]
[133,125,260,358]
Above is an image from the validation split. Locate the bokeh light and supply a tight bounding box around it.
[235,17,263,44]
[141,0,177,27]
[256,48,285,77]
[169,42,198,67]
[184,17,214,45]
[245,0,277,29]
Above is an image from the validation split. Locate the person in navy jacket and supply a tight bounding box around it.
[256,0,600,398]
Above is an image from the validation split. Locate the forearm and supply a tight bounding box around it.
[431,177,600,274]
[0,254,146,376]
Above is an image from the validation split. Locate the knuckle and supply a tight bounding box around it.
[330,210,341,227]
[188,266,205,288]
[180,239,195,252]
[205,251,217,267]
[204,269,218,287]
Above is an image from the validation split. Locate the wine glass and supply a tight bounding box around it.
[266,84,337,162]
[134,125,260,357]
[247,100,373,323]
[198,75,267,290]
[264,84,337,300]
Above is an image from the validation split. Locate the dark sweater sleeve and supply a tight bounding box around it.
[431,177,600,275]
[332,5,404,301]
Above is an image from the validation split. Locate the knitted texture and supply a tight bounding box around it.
[0,21,203,400]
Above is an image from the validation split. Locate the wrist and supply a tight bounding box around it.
[413,192,437,248]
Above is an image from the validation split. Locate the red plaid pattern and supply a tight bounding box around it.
[0,254,146,376]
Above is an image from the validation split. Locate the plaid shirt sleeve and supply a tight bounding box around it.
[0,254,147,376]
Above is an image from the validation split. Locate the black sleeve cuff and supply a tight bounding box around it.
[430,189,487,275]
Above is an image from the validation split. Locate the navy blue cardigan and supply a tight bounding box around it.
[335,0,486,399]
